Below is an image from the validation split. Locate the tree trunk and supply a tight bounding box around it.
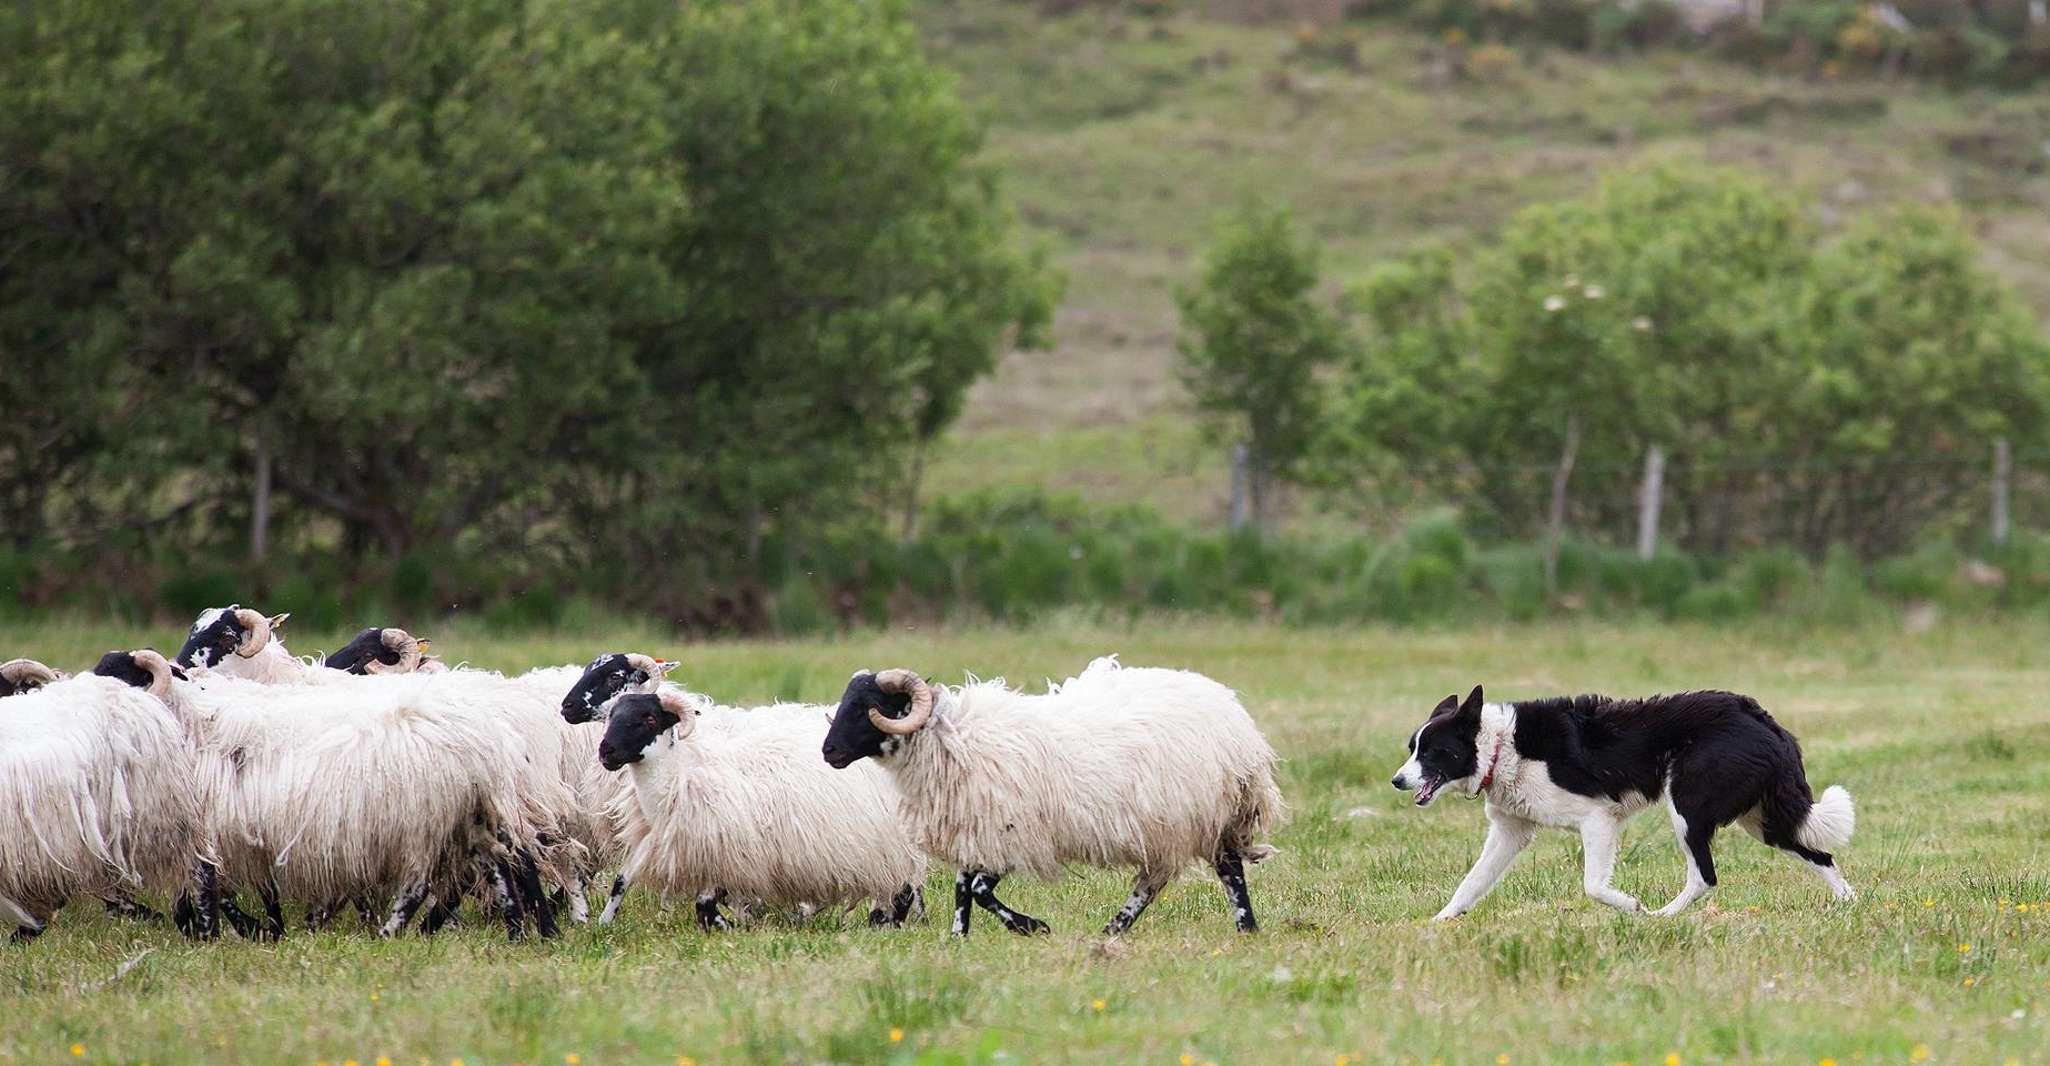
[1228,444,1251,534]
[250,428,273,564]
[901,443,924,541]
[1543,414,1581,596]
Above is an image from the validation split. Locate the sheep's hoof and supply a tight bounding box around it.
[1002,915,1050,936]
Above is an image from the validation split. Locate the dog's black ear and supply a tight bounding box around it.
[1458,684,1484,718]
[1432,692,1460,716]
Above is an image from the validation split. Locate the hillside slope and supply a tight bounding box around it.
[912,0,2050,523]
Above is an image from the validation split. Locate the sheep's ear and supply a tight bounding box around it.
[267,612,292,630]
[651,658,679,678]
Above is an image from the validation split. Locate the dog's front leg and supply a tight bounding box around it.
[1579,814,1643,913]
[1434,807,1536,920]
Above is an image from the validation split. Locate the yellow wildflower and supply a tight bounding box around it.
[889,1029,904,1044]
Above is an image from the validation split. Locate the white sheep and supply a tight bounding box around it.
[100,649,562,941]
[2,658,65,697]
[1,655,213,942]
[175,612,586,931]
[820,657,1285,937]
[595,685,927,930]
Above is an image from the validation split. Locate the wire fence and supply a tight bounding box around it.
[1345,439,2046,560]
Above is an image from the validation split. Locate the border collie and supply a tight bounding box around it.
[1391,685,1856,919]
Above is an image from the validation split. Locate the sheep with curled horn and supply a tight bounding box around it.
[323,626,444,675]
[820,657,1286,938]
[594,678,927,932]
[561,651,812,924]
[2,651,220,943]
[2,658,65,697]
[95,648,564,942]
[174,605,311,681]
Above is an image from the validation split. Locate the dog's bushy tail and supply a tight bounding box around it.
[1795,784,1856,852]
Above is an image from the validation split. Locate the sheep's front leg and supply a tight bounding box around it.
[1579,814,1643,914]
[868,883,921,928]
[951,871,974,937]
[966,870,1048,936]
[512,848,559,939]
[563,874,591,925]
[1104,869,1173,936]
[487,857,526,941]
[598,876,628,925]
[256,878,286,941]
[694,888,730,932]
[1434,808,1537,921]
[183,860,222,941]
[380,878,430,938]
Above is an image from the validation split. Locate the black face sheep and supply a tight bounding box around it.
[820,658,1286,937]
[2,658,64,697]
[3,652,214,943]
[595,685,927,931]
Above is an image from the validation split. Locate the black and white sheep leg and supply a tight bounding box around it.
[256,877,286,941]
[101,890,163,924]
[1103,869,1173,936]
[487,858,527,941]
[1213,846,1259,933]
[694,888,731,932]
[951,871,975,936]
[868,883,922,928]
[380,878,430,938]
[598,875,628,925]
[966,869,1048,936]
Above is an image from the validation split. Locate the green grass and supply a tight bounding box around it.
[913,0,2050,518]
[4,615,2047,1063]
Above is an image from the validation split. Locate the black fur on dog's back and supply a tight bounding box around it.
[1512,690,1828,857]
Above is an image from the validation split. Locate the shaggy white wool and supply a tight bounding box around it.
[160,672,546,902]
[0,675,205,925]
[884,658,1286,882]
[610,698,925,913]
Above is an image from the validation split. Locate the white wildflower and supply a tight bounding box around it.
[1543,294,1566,313]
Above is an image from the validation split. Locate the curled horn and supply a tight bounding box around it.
[624,653,679,680]
[1,658,60,691]
[365,628,425,674]
[232,607,272,657]
[130,649,176,700]
[869,669,933,736]
[657,689,700,740]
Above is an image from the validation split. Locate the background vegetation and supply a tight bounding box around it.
[7,0,2050,634]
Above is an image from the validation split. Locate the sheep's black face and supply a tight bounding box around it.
[563,653,650,725]
[598,693,681,771]
[821,671,912,769]
[324,627,399,673]
[177,607,245,668]
[92,651,186,689]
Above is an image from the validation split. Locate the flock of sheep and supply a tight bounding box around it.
[0,608,1286,944]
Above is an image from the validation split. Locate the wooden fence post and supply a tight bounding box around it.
[1992,437,2012,547]
[1636,444,1664,561]
[1542,415,1581,596]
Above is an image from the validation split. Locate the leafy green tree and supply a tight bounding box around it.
[1332,162,2050,557]
[0,0,1051,622]
[1176,202,1350,534]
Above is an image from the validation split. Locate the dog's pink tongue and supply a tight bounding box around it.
[1414,780,1439,806]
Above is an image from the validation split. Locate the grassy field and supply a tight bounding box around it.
[3,615,2047,1064]
[911,0,2050,521]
